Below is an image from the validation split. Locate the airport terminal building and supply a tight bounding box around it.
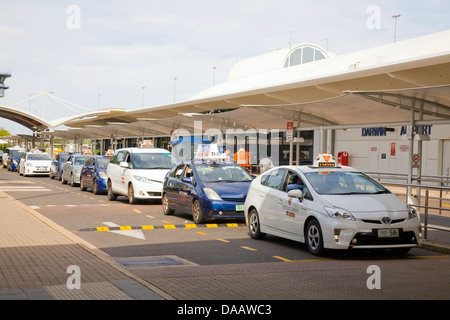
[1,30,449,181]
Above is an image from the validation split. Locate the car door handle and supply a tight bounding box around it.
[258,193,265,197]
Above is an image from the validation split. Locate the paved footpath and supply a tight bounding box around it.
[1,188,449,301]
[0,191,172,300]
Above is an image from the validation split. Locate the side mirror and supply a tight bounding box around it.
[119,161,130,168]
[287,189,304,202]
[181,177,193,184]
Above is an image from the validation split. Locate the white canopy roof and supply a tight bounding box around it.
[44,30,450,140]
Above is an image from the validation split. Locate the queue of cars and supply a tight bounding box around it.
[1,143,422,256]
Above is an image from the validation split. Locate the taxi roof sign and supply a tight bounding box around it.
[140,140,154,148]
[312,153,337,167]
[195,143,221,160]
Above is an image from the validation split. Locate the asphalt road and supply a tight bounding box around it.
[1,169,449,300]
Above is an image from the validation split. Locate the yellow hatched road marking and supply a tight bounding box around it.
[241,246,257,251]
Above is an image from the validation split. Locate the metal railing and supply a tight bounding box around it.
[367,172,450,241]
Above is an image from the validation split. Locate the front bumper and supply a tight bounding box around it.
[96,178,107,191]
[321,217,422,250]
[201,200,246,220]
[25,167,50,175]
[133,181,163,199]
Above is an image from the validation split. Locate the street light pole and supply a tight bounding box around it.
[392,14,401,43]
[173,77,177,102]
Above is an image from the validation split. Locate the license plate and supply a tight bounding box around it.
[235,205,244,211]
[377,228,399,238]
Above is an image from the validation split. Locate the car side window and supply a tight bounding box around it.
[284,171,313,201]
[173,165,185,178]
[261,169,286,190]
[115,151,127,164]
[183,165,195,184]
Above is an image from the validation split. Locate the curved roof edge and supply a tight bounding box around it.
[0,104,52,130]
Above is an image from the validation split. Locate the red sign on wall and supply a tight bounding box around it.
[391,142,396,157]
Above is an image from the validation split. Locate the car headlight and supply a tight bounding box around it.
[26,162,33,167]
[324,206,355,221]
[99,172,107,179]
[203,188,222,200]
[408,206,418,219]
[13,160,17,165]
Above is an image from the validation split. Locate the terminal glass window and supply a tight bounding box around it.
[284,45,328,68]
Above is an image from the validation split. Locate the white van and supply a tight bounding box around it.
[106,145,176,204]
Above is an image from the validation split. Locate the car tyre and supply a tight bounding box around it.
[162,193,174,215]
[248,208,265,240]
[128,183,137,204]
[306,219,325,256]
[80,178,87,191]
[107,180,117,201]
[70,174,76,187]
[92,179,99,195]
[192,199,205,224]
[61,172,67,184]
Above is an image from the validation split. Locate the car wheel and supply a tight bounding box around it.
[92,179,99,195]
[80,178,87,191]
[61,172,67,184]
[128,183,137,204]
[306,219,325,256]
[192,199,205,224]
[107,180,117,201]
[162,193,174,215]
[58,171,62,181]
[70,174,76,187]
[248,208,265,240]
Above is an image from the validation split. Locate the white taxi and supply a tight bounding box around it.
[18,151,52,176]
[244,154,422,256]
[106,141,176,204]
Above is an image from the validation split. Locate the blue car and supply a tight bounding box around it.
[50,152,80,180]
[80,155,111,194]
[8,151,24,172]
[162,161,254,224]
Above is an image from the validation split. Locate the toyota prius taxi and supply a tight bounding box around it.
[244,154,422,256]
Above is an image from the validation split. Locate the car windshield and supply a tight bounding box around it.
[60,154,71,163]
[27,153,52,161]
[195,164,253,183]
[132,153,176,169]
[74,156,89,165]
[304,171,390,195]
[13,152,24,159]
[97,158,110,169]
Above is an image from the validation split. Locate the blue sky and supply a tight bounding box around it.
[0,0,449,134]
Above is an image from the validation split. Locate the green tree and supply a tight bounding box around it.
[0,127,10,136]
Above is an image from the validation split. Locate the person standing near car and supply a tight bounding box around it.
[234,146,252,174]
